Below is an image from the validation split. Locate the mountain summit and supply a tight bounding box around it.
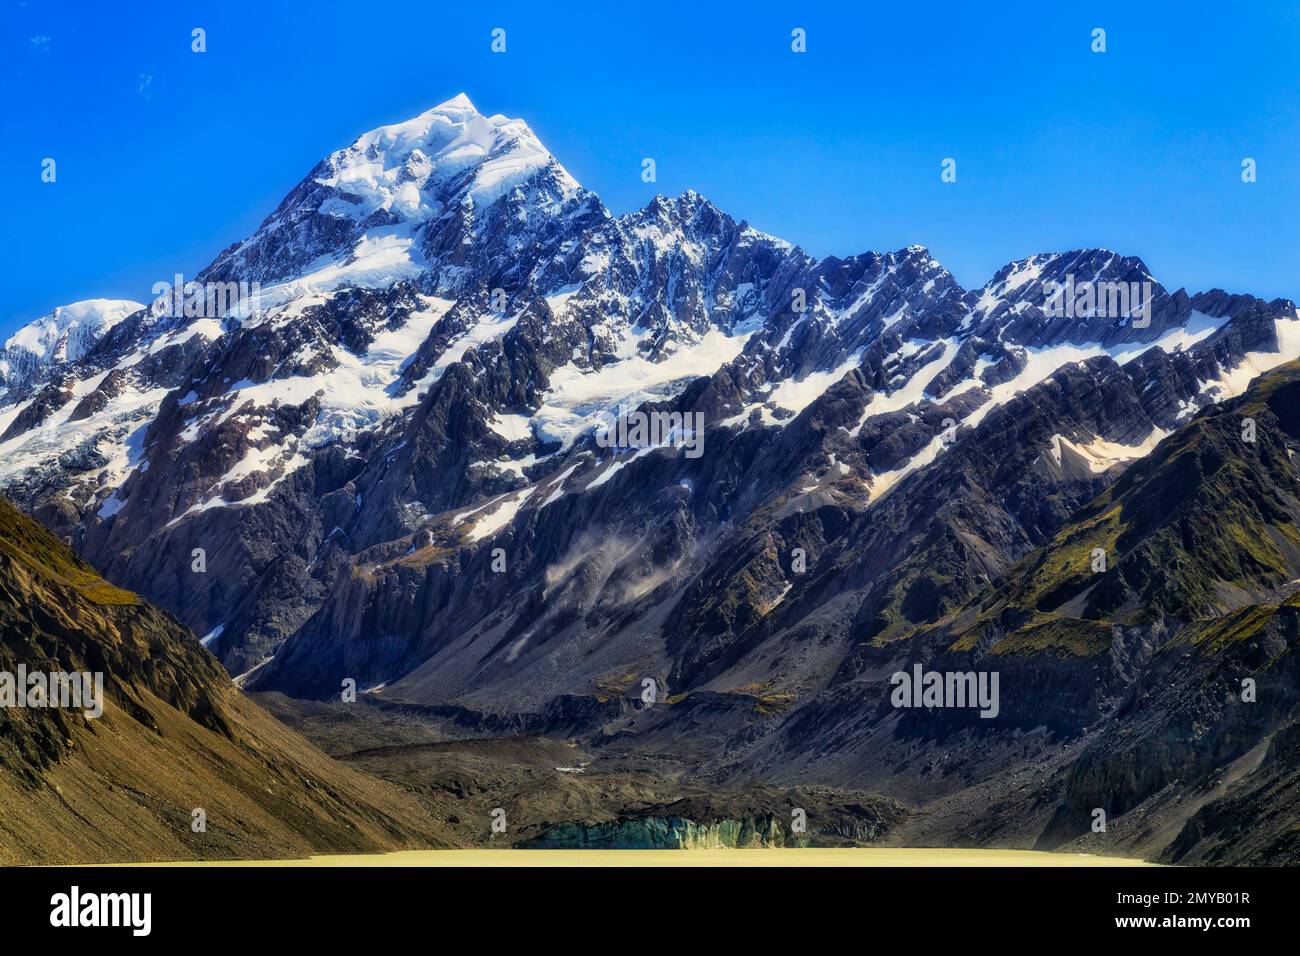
[199,94,589,293]
[335,92,581,211]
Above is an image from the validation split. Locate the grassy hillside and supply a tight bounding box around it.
[0,497,452,864]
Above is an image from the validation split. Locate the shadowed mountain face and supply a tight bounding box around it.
[726,363,1300,864]
[0,497,449,864]
[1,96,1298,863]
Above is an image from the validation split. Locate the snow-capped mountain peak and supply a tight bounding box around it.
[321,92,580,218]
[5,298,142,360]
[960,248,1173,347]
[0,298,144,398]
[199,94,590,290]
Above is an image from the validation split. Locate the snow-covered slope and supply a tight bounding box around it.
[0,298,143,398]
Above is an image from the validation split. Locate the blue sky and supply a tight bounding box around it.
[2,0,1298,336]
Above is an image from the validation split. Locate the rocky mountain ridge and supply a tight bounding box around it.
[2,95,1294,691]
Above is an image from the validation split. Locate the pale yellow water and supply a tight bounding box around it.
[121,848,1152,867]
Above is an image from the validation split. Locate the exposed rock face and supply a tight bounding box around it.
[0,496,449,864]
[2,95,1299,863]
[1159,722,1300,865]
[729,364,1300,861]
